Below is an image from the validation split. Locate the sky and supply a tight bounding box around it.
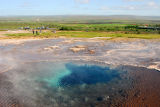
[0,0,160,16]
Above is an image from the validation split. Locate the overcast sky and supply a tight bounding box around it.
[0,0,160,16]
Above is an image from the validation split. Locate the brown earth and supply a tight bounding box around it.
[122,68,160,107]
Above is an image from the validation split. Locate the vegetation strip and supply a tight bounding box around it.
[5,31,160,39]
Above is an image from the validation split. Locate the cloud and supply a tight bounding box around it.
[18,1,38,9]
[127,6,136,10]
[99,1,160,14]
[147,1,159,8]
[120,5,138,10]
[19,2,31,8]
[75,0,90,4]
[99,6,110,11]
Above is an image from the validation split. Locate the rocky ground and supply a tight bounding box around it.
[0,38,160,71]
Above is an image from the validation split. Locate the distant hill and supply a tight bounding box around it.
[0,15,160,24]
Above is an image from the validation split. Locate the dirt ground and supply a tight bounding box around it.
[123,67,160,107]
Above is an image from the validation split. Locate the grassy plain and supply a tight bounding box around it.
[5,31,160,39]
[0,16,160,39]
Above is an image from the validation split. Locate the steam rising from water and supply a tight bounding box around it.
[0,61,124,106]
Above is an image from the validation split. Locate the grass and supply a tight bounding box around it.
[1,16,160,40]
[58,31,160,39]
[5,31,160,39]
[0,21,159,34]
[6,32,56,39]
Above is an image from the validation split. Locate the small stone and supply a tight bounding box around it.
[84,97,89,102]
[44,45,59,51]
[70,100,75,105]
[104,96,110,101]
[69,45,87,53]
[97,97,103,101]
[88,50,95,54]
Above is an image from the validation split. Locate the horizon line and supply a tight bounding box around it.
[0,15,160,17]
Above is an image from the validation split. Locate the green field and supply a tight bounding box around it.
[1,16,160,39]
[0,22,160,34]
[5,31,160,39]
[0,16,160,33]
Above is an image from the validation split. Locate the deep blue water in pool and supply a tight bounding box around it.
[36,63,121,87]
[59,63,120,86]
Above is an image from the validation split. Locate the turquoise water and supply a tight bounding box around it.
[42,68,71,87]
[36,63,71,87]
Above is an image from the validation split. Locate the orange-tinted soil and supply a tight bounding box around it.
[121,68,160,107]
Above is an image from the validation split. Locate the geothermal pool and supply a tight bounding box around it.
[41,63,121,87]
[0,38,160,106]
[0,61,134,107]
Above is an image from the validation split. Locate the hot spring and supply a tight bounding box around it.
[0,61,133,107]
[37,63,121,87]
